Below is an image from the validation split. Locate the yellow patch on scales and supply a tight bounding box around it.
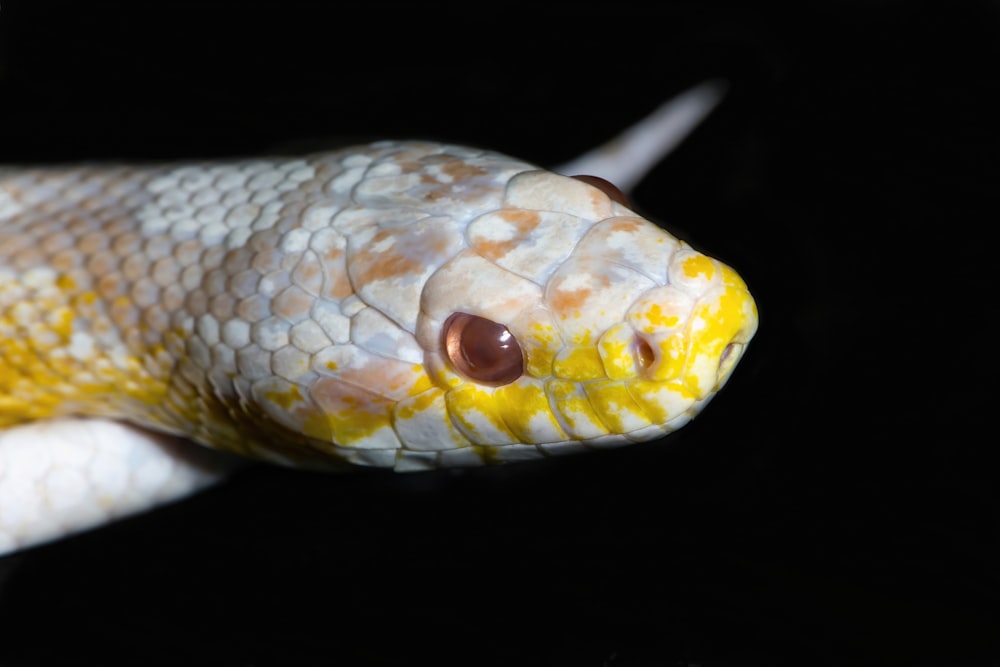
[0,269,169,426]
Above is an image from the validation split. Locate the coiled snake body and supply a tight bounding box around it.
[0,86,758,554]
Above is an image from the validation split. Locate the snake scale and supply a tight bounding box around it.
[0,83,757,555]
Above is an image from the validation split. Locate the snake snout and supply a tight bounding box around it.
[709,290,758,392]
[715,340,744,389]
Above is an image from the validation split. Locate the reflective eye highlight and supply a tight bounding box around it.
[442,313,524,386]
[570,174,630,207]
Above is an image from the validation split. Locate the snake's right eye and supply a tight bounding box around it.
[442,312,523,386]
[570,174,630,207]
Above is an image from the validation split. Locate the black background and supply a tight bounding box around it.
[1,3,998,666]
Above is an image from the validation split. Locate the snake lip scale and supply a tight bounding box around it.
[0,81,758,555]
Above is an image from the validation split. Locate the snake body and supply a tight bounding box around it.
[0,93,758,553]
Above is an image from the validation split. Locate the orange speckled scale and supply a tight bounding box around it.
[0,81,756,555]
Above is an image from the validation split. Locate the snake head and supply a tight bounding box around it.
[154,143,755,471]
[413,169,758,464]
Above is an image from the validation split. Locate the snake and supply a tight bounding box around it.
[0,82,758,556]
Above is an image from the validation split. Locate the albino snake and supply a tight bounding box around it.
[0,82,757,555]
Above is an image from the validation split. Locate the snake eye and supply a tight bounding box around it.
[570,174,630,207]
[442,312,524,386]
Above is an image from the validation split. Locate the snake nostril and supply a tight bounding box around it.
[720,342,735,365]
[635,336,656,372]
[717,341,743,383]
